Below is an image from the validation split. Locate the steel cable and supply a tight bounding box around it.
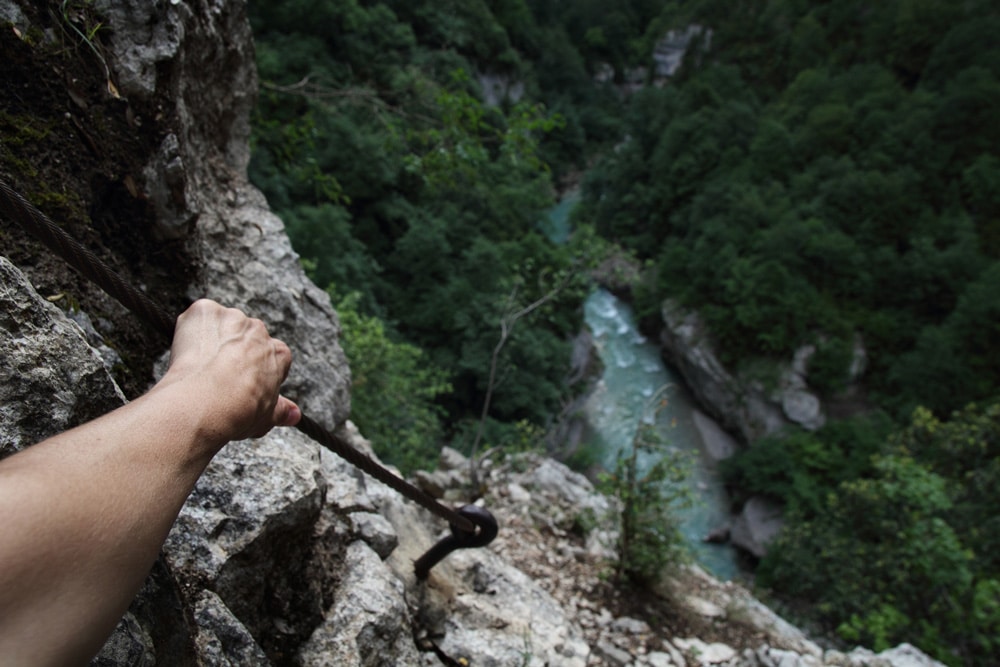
[0,176,477,534]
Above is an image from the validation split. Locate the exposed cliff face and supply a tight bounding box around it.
[659,300,824,444]
[0,3,942,666]
[659,300,871,447]
[657,301,874,559]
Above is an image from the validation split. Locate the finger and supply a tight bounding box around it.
[273,396,301,427]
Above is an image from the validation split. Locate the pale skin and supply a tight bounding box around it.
[0,299,302,666]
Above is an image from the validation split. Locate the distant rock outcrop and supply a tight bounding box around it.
[659,299,830,444]
[652,24,713,80]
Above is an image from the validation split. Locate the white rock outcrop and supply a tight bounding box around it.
[660,299,827,443]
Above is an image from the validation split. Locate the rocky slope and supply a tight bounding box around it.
[0,2,943,665]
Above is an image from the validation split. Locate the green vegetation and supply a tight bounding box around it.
[579,1,998,662]
[599,423,692,585]
[721,413,894,519]
[757,402,1000,664]
[329,290,452,475]
[583,0,1000,420]
[248,0,1000,661]
[247,0,612,470]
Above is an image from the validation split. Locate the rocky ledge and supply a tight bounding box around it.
[413,447,945,667]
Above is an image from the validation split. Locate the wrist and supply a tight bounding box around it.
[142,375,232,465]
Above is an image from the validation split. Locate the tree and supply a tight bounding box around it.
[600,421,691,586]
[331,291,452,475]
[757,401,1000,666]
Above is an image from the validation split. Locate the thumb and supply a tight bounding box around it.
[273,396,302,427]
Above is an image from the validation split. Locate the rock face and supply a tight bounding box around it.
[0,2,944,666]
[0,258,126,457]
[729,496,785,559]
[660,299,829,444]
[93,0,351,428]
[652,25,713,80]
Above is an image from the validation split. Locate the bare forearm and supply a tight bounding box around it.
[0,382,215,665]
[0,299,299,665]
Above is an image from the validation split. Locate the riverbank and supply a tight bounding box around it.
[582,288,745,581]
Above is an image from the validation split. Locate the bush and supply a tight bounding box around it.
[599,423,692,585]
[331,290,452,475]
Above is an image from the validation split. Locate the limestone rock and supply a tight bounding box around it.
[527,457,616,523]
[692,409,739,463]
[429,551,591,667]
[350,512,399,560]
[164,430,326,582]
[684,595,726,618]
[297,541,421,667]
[0,257,126,458]
[780,346,825,430]
[660,299,780,442]
[97,0,351,428]
[164,429,345,660]
[189,590,270,667]
[673,637,737,665]
[190,183,352,429]
[93,0,187,99]
[375,465,592,667]
[595,639,633,666]
[90,613,156,667]
[652,24,713,79]
[318,422,379,513]
[659,565,823,658]
[837,644,947,667]
[646,651,677,667]
[730,496,785,558]
[660,299,827,442]
[878,643,947,667]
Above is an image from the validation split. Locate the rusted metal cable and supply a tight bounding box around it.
[0,177,498,553]
[0,179,177,337]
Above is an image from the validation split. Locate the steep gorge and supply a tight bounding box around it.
[0,2,946,665]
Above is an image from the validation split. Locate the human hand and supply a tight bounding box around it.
[161,299,301,449]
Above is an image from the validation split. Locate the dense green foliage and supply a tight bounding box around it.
[247,0,614,467]
[720,413,894,518]
[329,290,451,475]
[757,402,1000,664]
[582,0,1000,420]
[248,0,1000,660]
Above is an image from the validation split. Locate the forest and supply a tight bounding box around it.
[246,1,1000,664]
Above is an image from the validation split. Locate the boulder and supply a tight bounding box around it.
[692,409,739,464]
[296,541,421,667]
[652,24,713,79]
[730,496,785,558]
[674,637,737,665]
